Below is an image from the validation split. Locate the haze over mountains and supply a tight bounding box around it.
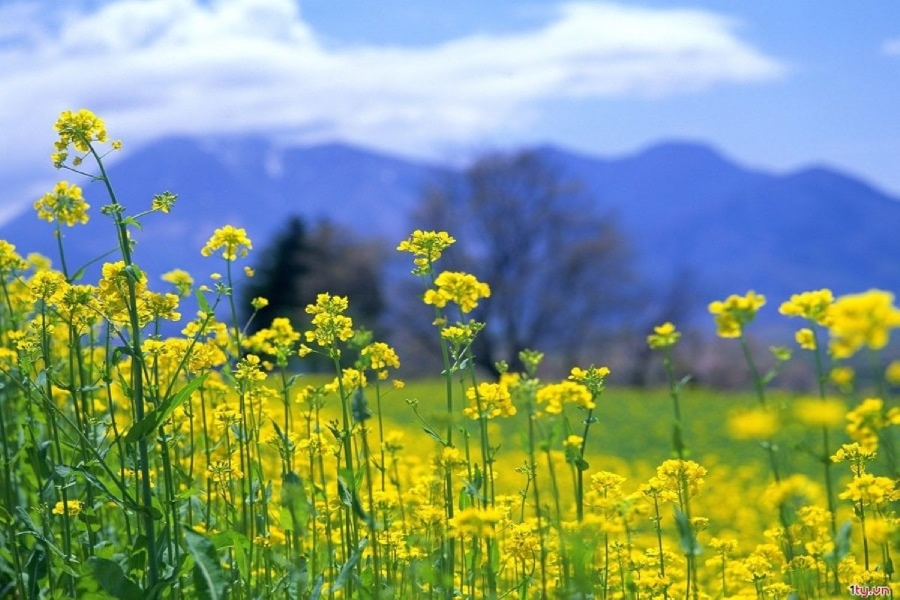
[3,136,899,325]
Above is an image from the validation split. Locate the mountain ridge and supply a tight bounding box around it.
[3,135,898,326]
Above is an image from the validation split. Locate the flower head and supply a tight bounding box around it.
[779,289,833,326]
[397,230,455,275]
[463,381,516,420]
[647,322,680,349]
[161,269,193,297]
[827,289,900,358]
[52,108,116,166]
[34,181,90,226]
[201,225,252,261]
[535,380,593,415]
[708,291,766,338]
[423,271,490,314]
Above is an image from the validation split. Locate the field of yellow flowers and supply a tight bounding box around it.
[0,109,897,599]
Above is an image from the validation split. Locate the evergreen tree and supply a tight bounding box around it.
[242,216,385,340]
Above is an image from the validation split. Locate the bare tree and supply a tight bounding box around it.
[414,149,633,374]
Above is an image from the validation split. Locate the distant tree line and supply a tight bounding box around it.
[243,149,700,381]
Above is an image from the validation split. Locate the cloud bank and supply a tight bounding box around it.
[1,0,784,185]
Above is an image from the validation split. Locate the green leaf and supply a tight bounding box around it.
[331,538,366,593]
[70,264,87,282]
[420,425,445,445]
[89,557,143,599]
[195,288,212,315]
[183,526,227,600]
[825,520,852,568]
[351,388,371,423]
[122,216,143,231]
[25,544,48,600]
[674,507,702,556]
[309,574,325,600]
[124,373,208,444]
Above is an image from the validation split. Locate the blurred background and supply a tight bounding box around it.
[2,0,899,384]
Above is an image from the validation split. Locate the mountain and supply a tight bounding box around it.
[3,136,899,326]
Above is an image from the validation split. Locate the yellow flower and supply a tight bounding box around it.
[727,407,779,440]
[827,289,900,358]
[449,506,503,538]
[440,323,482,346]
[464,381,516,420]
[161,269,193,297]
[201,225,252,261]
[654,459,707,499]
[0,241,27,274]
[397,230,455,274]
[423,271,491,314]
[30,270,69,304]
[151,191,177,213]
[708,291,766,338]
[792,397,845,428]
[568,365,610,395]
[647,321,680,349]
[779,289,833,326]
[830,365,855,390]
[885,360,900,385]
[234,354,267,382]
[361,342,400,371]
[304,293,354,354]
[762,474,820,508]
[51,499,84,517]
[845,398,893,453]
[250,296,269,310]
[52,108,110,166]
[839,473,898,507]
[794,327,816,350]
[34,181,90,226]
[536,380,593,415]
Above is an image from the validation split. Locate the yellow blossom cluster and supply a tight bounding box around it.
[708,291,766,338]
[463,381,516,420]
[200,225,253,261]
[34,181,90,227]
[827,289,900,358]
[396,229,455,274]
[423,271,491,314]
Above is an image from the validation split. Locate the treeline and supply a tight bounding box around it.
[239,149,715,384]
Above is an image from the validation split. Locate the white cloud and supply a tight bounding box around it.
[882,37,900,56]
[0,0,784,201]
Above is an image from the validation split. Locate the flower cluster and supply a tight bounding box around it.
[303,293,354,356]
[52,108,119,167]
[535,380,593,415]
[827,289,900,358]
[708,291,766,338]
[423,271,491,314]
[34,181,90,227]
[201,225,253,261]
[396,230,455,274]
[647,321,681,349]
[463,381,516,419]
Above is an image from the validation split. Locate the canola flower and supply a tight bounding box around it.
[34,181,90,227]
[708,291,766,338]
[397,229,455,274]
[647,321,680,349]
[423,270,491,314]
[828,289,900,358]
[201,225,253,261]
[52,108,120,167]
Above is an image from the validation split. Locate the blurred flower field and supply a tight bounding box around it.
[0,110,897,599]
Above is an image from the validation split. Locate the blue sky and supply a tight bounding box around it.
[2,0,899,221]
